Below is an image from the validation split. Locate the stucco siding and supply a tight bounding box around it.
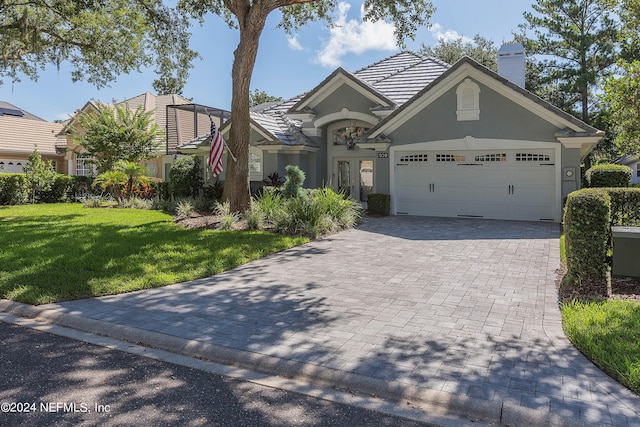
[386,81,560,145]
[313,85,380,123]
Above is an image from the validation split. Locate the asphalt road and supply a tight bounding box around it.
[0,322,435,427]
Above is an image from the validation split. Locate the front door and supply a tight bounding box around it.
[334,159,374,202]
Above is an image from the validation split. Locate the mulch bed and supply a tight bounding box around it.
[611,276,640,302]
[558,263,640,303]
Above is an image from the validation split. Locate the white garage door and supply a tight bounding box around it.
[395,149,557,221]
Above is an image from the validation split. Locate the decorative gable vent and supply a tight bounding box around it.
[456,79,480,121]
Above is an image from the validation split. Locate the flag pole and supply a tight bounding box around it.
[205,108,237,162]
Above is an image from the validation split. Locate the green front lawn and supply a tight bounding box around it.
[562,299,640,394]
[0,204,307,305]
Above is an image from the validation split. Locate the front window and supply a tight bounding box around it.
[333,126,369,150]
[76,156,95,177]
[249,147,262,180]
[145,162,158,177]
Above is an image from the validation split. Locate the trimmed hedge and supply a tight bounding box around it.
[0,174,96,205]
[564,189,611,295]
[586,164,632,188]
[0,173,29,205]
[367,193,390,216]
[608,187,640,226]
[39,174,73,203]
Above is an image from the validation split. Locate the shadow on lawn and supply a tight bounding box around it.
[0,214,308,304]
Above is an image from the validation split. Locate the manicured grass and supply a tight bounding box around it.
[562,299,640,394]
[0,204,308,304]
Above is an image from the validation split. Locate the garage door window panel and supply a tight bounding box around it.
[475,153,507,162]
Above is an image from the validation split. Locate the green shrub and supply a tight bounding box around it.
[283,165,305,198]
[0,173,29,205]
[170,156,203,198]
[311,187,361,229]
[150,181,171,201]
[607,187,640,226]
[367,193,390,216]
[254,188,284,224]
[563,188,611,296]
[83,195,109,208]
[202,181,223,201]
[176,199,195,218]
[193,196,214,213]
[586,164,632,187]
[69,176,94,200]
[275,195,332,237]
[39,174,74,203]
[244,202,265,230]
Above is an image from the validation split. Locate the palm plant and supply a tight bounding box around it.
[114,160,150,198]
[92,170,127,203]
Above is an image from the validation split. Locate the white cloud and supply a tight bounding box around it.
[54,112,73,121]
[428,23,473,44]
[288,36,304,51]
[315,2,397,68]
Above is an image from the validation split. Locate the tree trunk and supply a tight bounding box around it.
[222,8,267,213]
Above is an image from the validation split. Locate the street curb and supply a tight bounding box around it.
[0,299,593,427]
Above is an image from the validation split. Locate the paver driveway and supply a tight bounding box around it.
[52,216,640,425]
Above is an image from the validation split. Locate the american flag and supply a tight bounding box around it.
[207,120,224,177]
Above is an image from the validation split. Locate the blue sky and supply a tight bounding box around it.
[0,0,534,122]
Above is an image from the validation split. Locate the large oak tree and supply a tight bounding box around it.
[1,0,196,89]
[178,0,436,212]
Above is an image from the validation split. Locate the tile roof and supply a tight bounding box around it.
[354,52,450,104]
[0,116,64,155]
[262,51,450,116]
[248,51,451,147]
[0,101,45,121]
[251,112,318,147]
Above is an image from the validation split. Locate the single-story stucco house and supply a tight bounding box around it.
[181,45,603,223]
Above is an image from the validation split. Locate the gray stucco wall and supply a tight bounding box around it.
[387,80,561,145]
[561,146,581,199]
[375,156,391,194]
[313,85,380,119]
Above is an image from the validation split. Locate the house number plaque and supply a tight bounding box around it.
[377,152,389,158]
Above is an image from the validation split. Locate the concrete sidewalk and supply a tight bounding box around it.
[2,216,639,426]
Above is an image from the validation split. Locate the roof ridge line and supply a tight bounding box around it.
[356,51,428,85]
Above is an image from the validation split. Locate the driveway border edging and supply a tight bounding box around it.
[0,299,590,427]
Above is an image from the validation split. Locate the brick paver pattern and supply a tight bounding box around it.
[52,217,640,426]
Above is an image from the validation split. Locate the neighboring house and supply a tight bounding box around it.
[180,45,602,222]
[0,101,64,173]
[57,92,228,180]
[615,153,640,185]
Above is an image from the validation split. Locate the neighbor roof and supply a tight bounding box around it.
[0,116,64,155]
[0,101,46,121]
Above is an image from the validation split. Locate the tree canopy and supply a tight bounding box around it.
[519,0,620,123]
[601,60,640,156]
[71,103,165,173]
[0,0,196,90]
[249,89,283,107]
[420,35,498,71]
[178,0,436,212]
